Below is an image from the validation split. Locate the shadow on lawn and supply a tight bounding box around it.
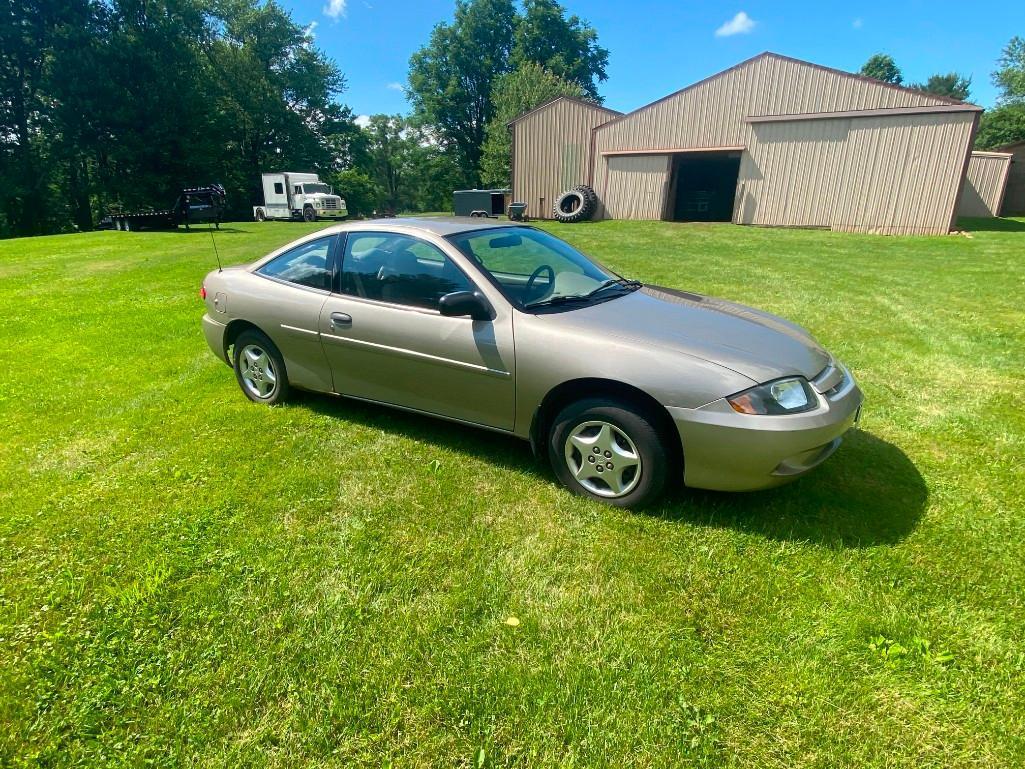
[659,430,927,548]
[957,216,1025,232]
[295,393,925,548]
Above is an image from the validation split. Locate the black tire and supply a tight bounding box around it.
[552,186,596,223]
[232,329,290,405]
[255,208,266,222]
[574,184,598,210]
[303,206,316,223]
[548,397,671,508]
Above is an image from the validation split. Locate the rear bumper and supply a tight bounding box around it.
[202,314,229,365]
[669,369,864,491]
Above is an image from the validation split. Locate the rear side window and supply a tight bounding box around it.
[340,232,472,310]
[273,182,283,194]
[258,236,334,290]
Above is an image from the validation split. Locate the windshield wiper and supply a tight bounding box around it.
[584,277,643,298]
[522,278,642,310]
[522,294,594,310]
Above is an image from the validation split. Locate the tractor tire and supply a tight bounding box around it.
[553,185,596,223]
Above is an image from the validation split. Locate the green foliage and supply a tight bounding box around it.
[859,53,903,85]
[975,103,1025,149]
[2,218,1024,765]
[329,169,381,217]
[480,63,585,187]
[408,0,518,186]
[408,0,607,186]
[511,0,608,100]
[0,0,361,238]
[909,72,972,101]
[993,36,1025,103]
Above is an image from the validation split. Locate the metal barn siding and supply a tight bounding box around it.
[995,141,1025,216]
[738,112,977,234]
[586,52,979,234]
[510,97,621,219]
[957,152,1013,218]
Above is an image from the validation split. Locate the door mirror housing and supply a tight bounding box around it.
[438,290,492,321]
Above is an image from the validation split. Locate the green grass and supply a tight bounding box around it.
[1,216,1024,767]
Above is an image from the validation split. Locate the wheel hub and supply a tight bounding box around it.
[240,344,277,399]
[564,421,641,498]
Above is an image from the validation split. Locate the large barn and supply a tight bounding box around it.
[510,52,987,235]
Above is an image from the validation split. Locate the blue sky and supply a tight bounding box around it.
[281,0,1025,119]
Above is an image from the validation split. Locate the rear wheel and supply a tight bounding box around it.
[548,398,670,508]
[254,208,266,222]
[232,329,290,405]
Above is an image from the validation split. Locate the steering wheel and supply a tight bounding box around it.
[525,264,555,301]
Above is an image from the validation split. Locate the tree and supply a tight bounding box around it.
[480,62,585,187]
[511,0,608,100]
[993,36,1025,103]
[975,104,1025,149]
[408,0,517,186]
[408,0,608,187]
[909,73,971,101]
[860,54,903,85]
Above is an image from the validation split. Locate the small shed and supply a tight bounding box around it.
[994,140,1025,216]
[958,151,1013,218]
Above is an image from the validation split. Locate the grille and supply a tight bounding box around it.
[322,198,339,209]
[812,362,849,399]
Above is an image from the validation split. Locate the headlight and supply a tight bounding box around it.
[727,377,818,415]
[313,199,324,208]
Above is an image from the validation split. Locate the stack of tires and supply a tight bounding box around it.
[553,185,597,223]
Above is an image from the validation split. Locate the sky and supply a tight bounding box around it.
[280,0,1025,120]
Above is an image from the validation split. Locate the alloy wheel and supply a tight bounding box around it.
[564,420,642,498]
[239,343,278,399]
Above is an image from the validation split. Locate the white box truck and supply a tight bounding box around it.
[253,172,347,222]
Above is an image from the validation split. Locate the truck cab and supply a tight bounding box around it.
[254,172,347,222]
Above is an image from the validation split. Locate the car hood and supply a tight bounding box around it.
[549,285,831,384]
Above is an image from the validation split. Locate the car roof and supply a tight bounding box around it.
[324,216,525,238]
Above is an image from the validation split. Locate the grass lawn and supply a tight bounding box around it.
[1,216,1023,767]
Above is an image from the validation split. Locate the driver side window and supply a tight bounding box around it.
[340,232,473,310]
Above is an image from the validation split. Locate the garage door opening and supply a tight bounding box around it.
[667,152,741,222]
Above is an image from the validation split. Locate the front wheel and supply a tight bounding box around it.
[303,206,316,223]
[232,329,290,405]
[548,398,670,508]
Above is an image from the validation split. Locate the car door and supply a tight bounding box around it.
[318,230,516,431]
[247,234,338,392]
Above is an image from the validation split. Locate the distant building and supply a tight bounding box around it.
[511,52,995,235]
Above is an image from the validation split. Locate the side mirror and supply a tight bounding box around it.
[439,290,492,321]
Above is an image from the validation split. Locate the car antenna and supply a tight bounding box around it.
[208,223,223,272]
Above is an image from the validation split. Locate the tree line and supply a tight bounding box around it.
[0,0,605,239]
[3,1,1023,240]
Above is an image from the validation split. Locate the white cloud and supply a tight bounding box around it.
[715,11,755,37]
[323,0,346,19]
[852,17,863,29]
[354,115,371,128]
[304,21,318,39]
[386,82,404,91]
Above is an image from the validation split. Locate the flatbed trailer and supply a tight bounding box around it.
[110,185,226,231]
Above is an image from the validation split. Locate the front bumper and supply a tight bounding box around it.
[202,314,229,364]
[316,208,348,219]
[669,365,864,491]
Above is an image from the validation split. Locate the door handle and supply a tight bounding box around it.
[330,312,352,328]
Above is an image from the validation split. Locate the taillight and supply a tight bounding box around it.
[200,285,207,300]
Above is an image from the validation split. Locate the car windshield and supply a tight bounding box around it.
[303,183,331,195]
[447,227,637,310]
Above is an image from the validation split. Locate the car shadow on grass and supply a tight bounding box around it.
[657,430,927,548]
[293,393,925,548]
